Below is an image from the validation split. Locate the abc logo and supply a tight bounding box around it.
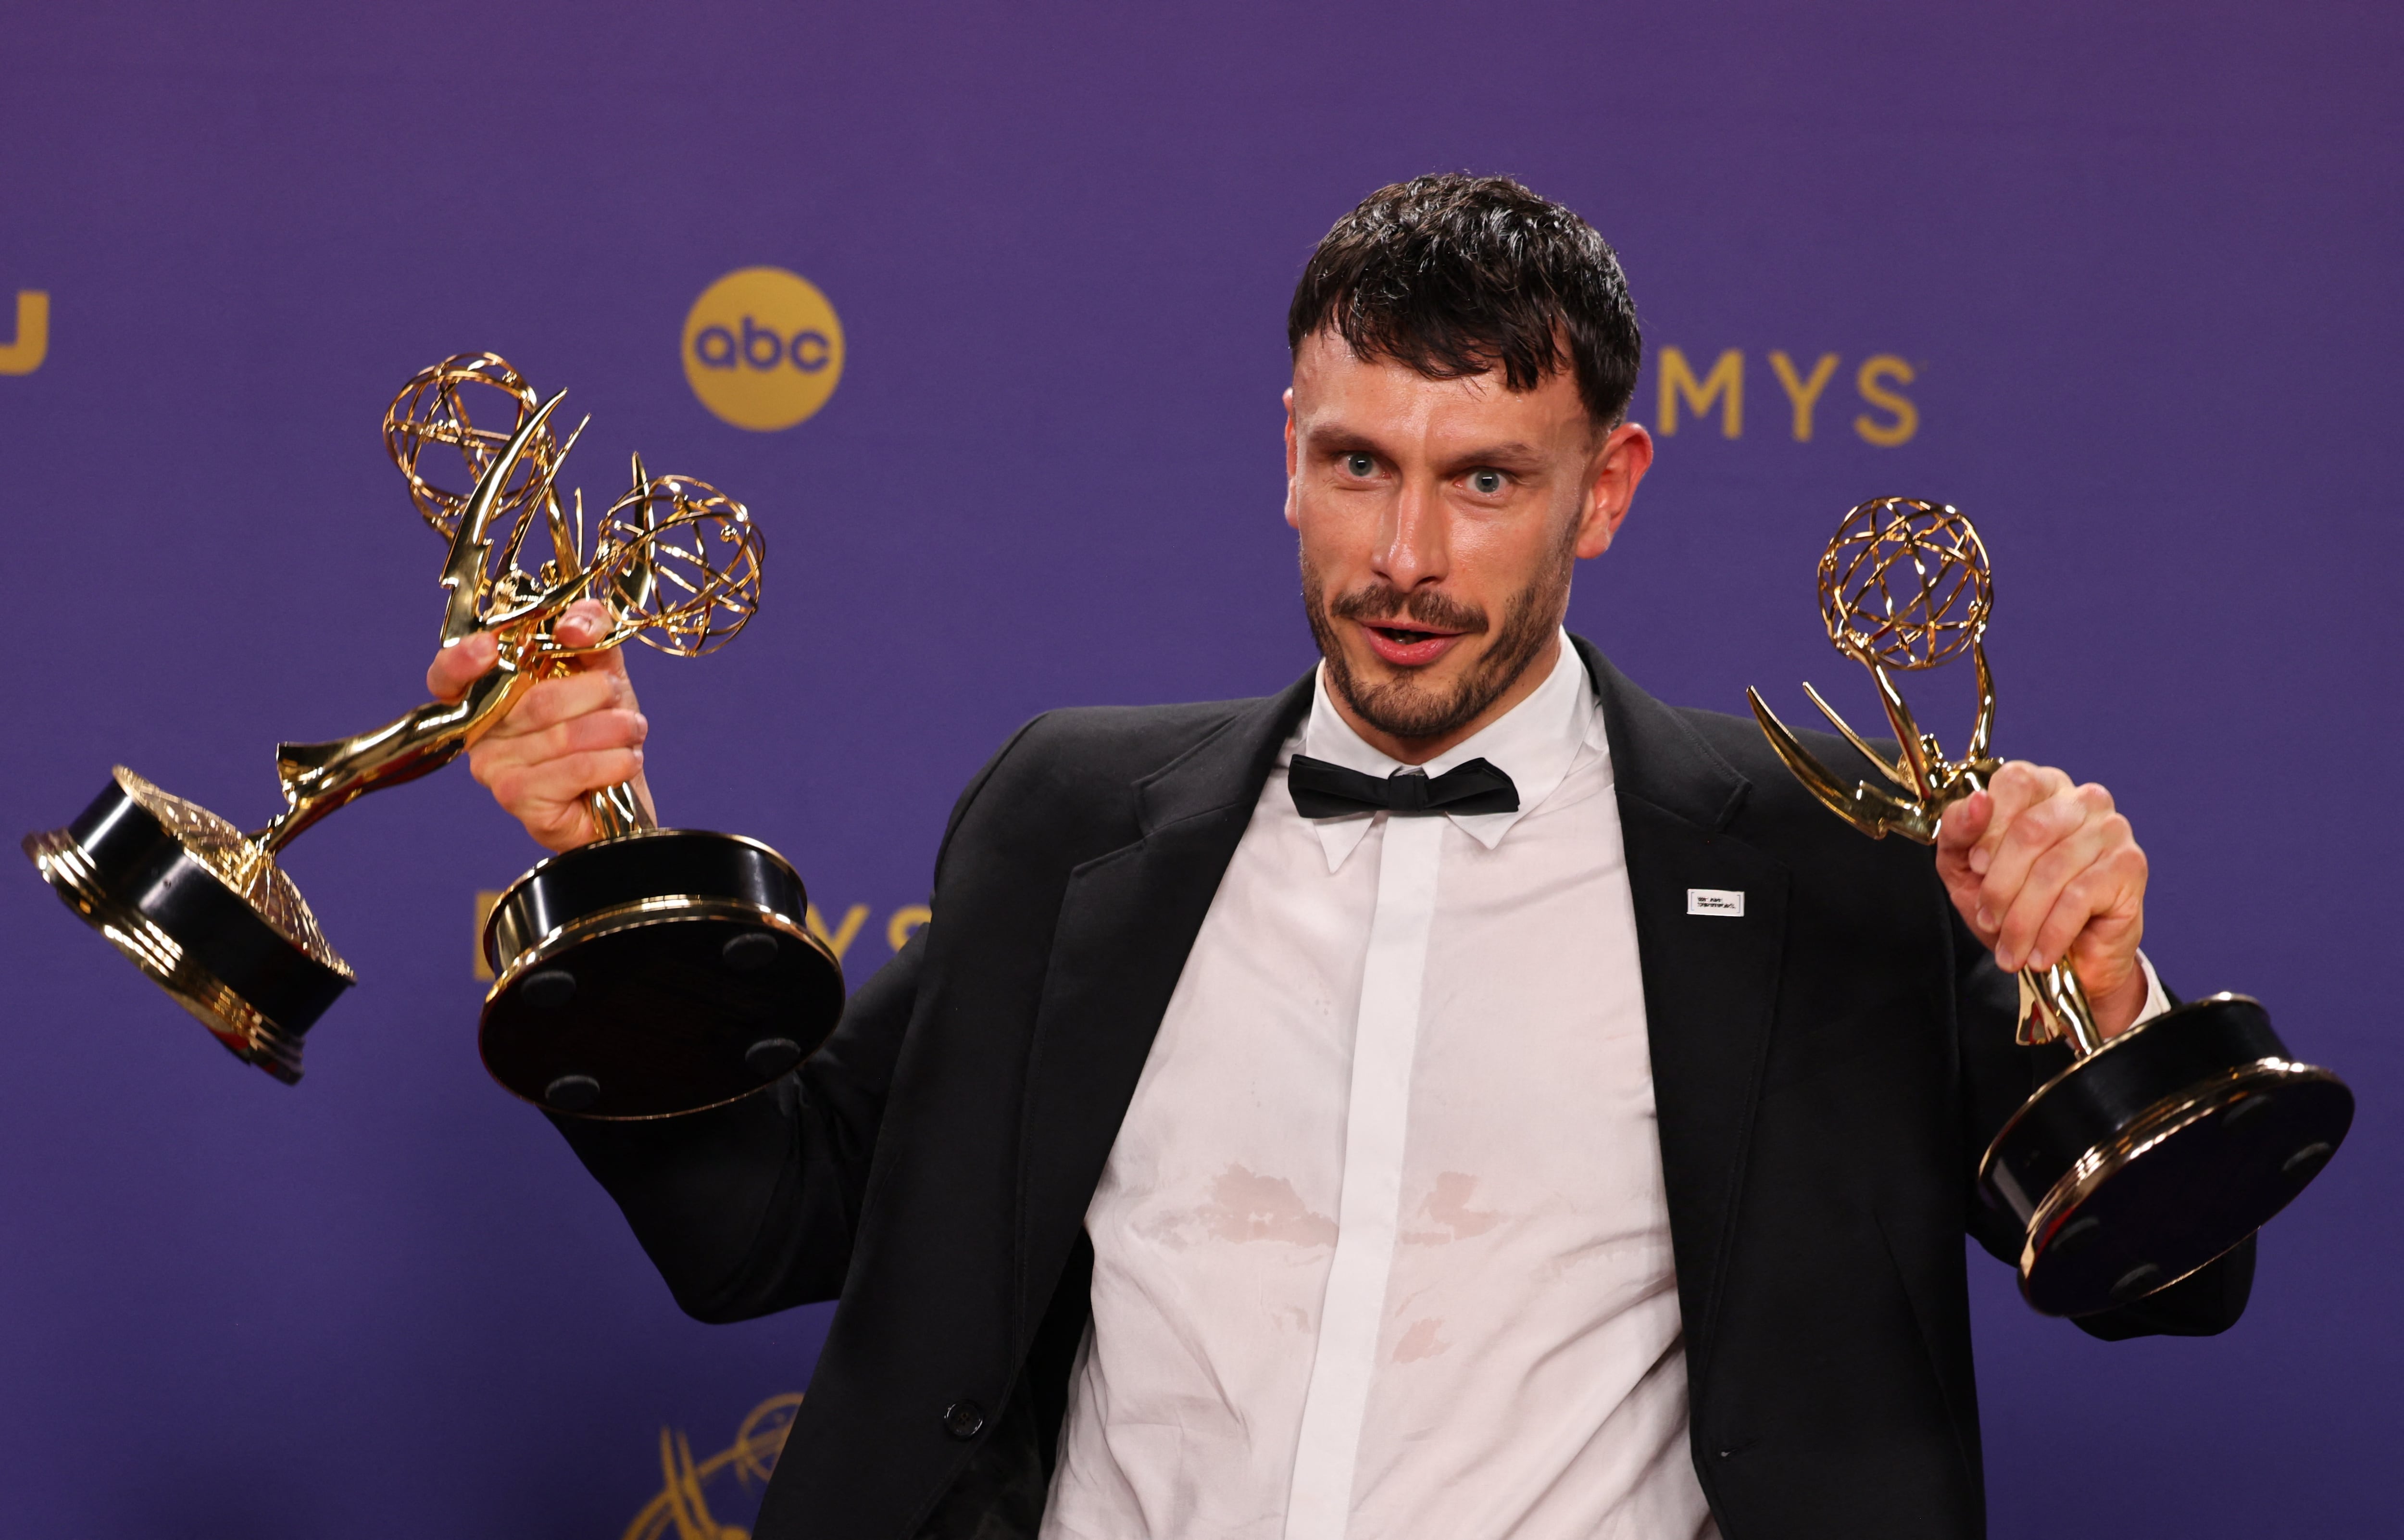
[682,267,845,431]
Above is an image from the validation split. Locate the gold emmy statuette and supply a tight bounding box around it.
[1747,497,2352,1316]
[27,355,842,1114]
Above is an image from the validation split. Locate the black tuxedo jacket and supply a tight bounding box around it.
[559,639,2251,1540]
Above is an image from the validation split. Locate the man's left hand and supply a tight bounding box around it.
[1935,761,2151,1037]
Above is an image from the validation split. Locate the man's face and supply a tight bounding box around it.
[1284,328,1652,759]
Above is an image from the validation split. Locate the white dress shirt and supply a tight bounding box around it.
[1041,637,1716,1540]
[1037,636,2168,1540]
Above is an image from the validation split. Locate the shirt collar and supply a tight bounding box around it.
[1288,631,1606,872]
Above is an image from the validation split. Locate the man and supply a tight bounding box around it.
[430,175,2247,1540]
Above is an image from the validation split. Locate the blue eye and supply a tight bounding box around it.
[1469,469,1504,495]
[1344,452,1376,477]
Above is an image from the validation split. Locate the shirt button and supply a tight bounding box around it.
[942,1401,986,1440]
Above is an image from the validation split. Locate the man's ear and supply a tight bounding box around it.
[1283,386,1301,530]
[1575,422,1653,558]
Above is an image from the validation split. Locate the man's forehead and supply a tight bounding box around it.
[1291,330,1587,439]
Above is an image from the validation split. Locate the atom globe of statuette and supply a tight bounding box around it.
[384,352,560,541]
[1818,497,1991,672]
[1746,495,2352,1317]
[576,476,765,660]
[25,352,843,1122]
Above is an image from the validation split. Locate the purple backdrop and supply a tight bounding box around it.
[2,3,2395,1533]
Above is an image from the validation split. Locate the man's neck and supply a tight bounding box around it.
[1327,632,1566,766]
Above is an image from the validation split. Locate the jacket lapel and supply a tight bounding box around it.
[1013,672,1316,1341]
[1577,638,1791,1390]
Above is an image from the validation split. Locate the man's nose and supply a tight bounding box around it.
[1374,476,1451,590]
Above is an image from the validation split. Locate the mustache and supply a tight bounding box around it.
[1326,581,1490,635]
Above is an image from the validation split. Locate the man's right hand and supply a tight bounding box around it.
[427,599,655,853]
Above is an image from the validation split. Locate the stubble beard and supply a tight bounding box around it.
[1302,523,1577,745]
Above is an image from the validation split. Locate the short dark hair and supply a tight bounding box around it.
[1287,174,1643,426]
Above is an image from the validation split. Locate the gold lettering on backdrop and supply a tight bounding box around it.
[1656,347,1742,438]
[806,901,870,961]
[1853,354,1919,446]
[1767,351,1839,441]
[0,290,48,375]
[622,1392,805,1540]
[888,904,932,952]
[1648,346,1917,446]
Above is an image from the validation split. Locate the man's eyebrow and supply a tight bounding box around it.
[1440,441,1548,472]
[1305,427,1550,471]
[1308,425,1386,453]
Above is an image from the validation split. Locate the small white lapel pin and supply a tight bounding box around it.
[1687,888,1745,917]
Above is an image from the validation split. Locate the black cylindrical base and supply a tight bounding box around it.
[479,828,845,1120]
[23,771,352,1083]
[1979,994,2352,1317]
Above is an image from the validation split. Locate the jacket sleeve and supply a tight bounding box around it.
[547,715,1045,1324]
[1950,906,2254,1339]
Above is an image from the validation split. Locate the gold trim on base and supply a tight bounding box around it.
[2015,1055,2343,1296]
[24,827,307,1083]
[485,891,832,997]
[1977,992,2259,1197]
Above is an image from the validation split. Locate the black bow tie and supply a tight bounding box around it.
[1287,754,1520,819]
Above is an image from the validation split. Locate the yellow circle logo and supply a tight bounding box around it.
[682,267,845,431]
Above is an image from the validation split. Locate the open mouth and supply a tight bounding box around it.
[1358,621,1465,668]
